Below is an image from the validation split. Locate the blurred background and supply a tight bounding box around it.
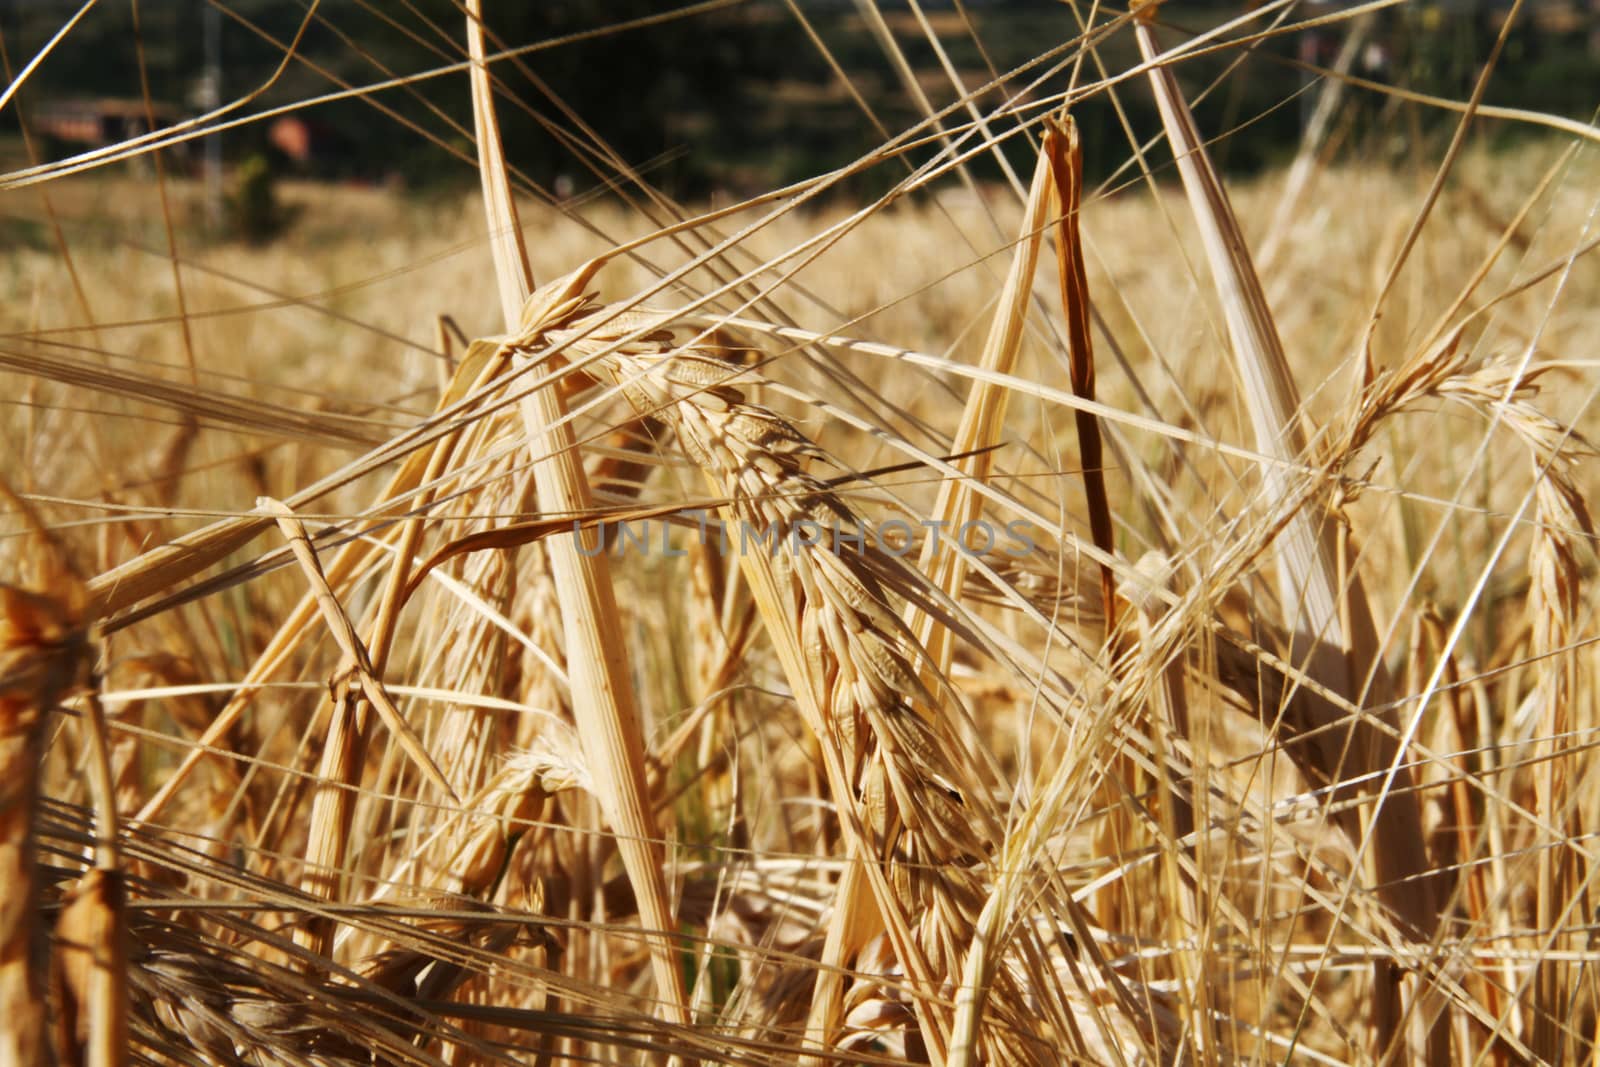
[2,0,1596,224]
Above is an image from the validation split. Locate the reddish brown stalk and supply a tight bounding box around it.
[1043,115,1117,633]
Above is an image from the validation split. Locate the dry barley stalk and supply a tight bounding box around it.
[293,380,525,963]
[373,404,550,1052]
[50,674,128,1067]
[259,496,463,963]
[260,497,454,801]
[1133,7,1443,1059]
[51,866,129,1067]
[908,125,1054,680]
[1,580,90,1067]
[465,0,690,1031]
[416,413,537,800]
[125,333,521,827]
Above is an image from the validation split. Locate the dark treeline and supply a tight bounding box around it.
[1,1,1594,199]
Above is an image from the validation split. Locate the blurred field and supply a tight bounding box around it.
[8,148,1596,622]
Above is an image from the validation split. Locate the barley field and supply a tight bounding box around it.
[2,3,1599,1065]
